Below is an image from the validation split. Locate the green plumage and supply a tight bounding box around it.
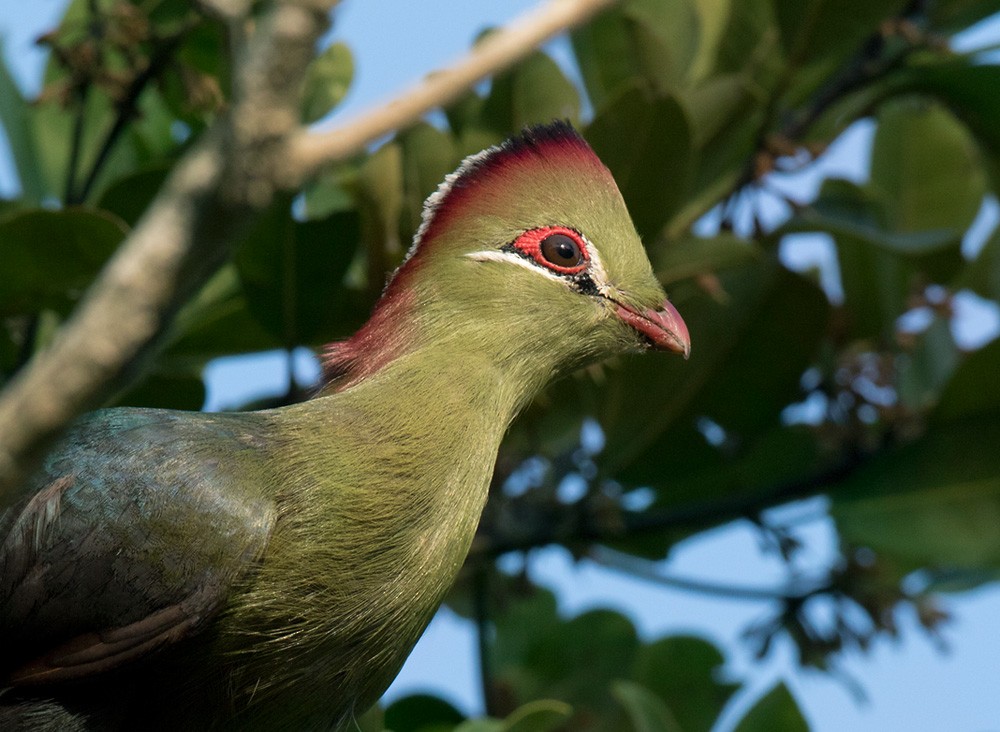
[0,123,688,730]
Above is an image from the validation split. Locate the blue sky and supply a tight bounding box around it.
[3,2,1000,729]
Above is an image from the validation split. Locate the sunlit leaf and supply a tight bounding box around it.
[301,42,354,123]
[732,682,809,732]
[611,680,682,732]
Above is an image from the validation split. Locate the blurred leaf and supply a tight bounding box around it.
[652,233,760,284]
[236,200,361,346]
[870,98,986,235]
[782,179,958,255]
[894,62,1000,186]
[713,0,777,75]
[114,371,205,410]
[783,179,963,339]
[481,51,580,132]
[357,142,405,289]
[501,700,573,732]
[773,0,907,64]
[384,694,464,732]
[164,264,283,366]
[570,7,644,111]
[586,85,693,241]
[398,123,459,241]
[611,681,681,732]
[896,315,960,411]
[602,261,828,486]
[689,0,733,80]
[0,41,48,203]
[732,682,808,732]
[928,0,1000,33]
[631,636,738,732]
[96,166,170,226]
[0,208,127,315]
[453,701,572,732]
[301,42,354,123]
[935,337,1000,421]
[832,412,1000,573]
[957,227,1000,300]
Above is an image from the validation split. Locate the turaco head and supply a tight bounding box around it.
[322,121,690,395]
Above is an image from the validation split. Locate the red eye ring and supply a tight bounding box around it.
[511,226,589,275]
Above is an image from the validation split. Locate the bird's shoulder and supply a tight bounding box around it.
[0,407,279,685]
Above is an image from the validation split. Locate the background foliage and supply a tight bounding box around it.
[3,0,1000,729]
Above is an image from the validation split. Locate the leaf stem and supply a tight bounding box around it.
[75,29,188,204]
[473,561,496,718]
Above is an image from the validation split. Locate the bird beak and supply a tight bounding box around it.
[615,299,691,359]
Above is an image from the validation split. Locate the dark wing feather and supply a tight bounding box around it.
[0,408,277,684]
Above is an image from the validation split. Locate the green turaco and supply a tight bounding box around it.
[0,122,689,730]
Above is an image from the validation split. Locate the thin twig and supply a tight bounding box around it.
[286,0,618,181]
[64,86,90,204]
[589,546,831,602]
[470,452,862,558]
[76,28,190,203]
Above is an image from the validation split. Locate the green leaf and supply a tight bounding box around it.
[481,51,580,132]
[384,694,464,732]
[733,683,809,732]
[773,0,908,64]
[602,261,829,486]
[0,41,48,203]
[782,178,963,339]
[236,200,361,346]
[0,208,128,315]
[96,166,170,227]
[928,0,1000,33]
[870,98,987,235]
[652,233,760,284]
[832,412,1000,573]
[782,179,959,256]
[301,42,354,123]
[935,338,1000,421]
[689,0,733,80]
[893,62,1000,187]
[586,85,693,241]
[956,226,1000,301]
[164,265,283,367]
[397,123,459,242]
[612,680,682,732]
[114,371,205,411]
[630,636,739,732]
[896,315,960,411]
[501,700,573,732]
[453,701,572,732]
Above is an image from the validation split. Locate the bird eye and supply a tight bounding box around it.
[511,226,590,275]
[540,234,584,269]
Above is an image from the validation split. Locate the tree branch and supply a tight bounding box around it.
[0,0,335,497]
[469,453,863,558]
[589,546,831,602]
[285,0,618,181]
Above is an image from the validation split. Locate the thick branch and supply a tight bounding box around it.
[286,0,618,181]
[0,0,334,497]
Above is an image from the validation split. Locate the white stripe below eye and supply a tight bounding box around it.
[465,235,613,296]
[464,250,566,284]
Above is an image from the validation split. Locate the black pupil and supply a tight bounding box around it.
[540,233,583,267]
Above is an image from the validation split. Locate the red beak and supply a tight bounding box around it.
[615,299,691,359]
